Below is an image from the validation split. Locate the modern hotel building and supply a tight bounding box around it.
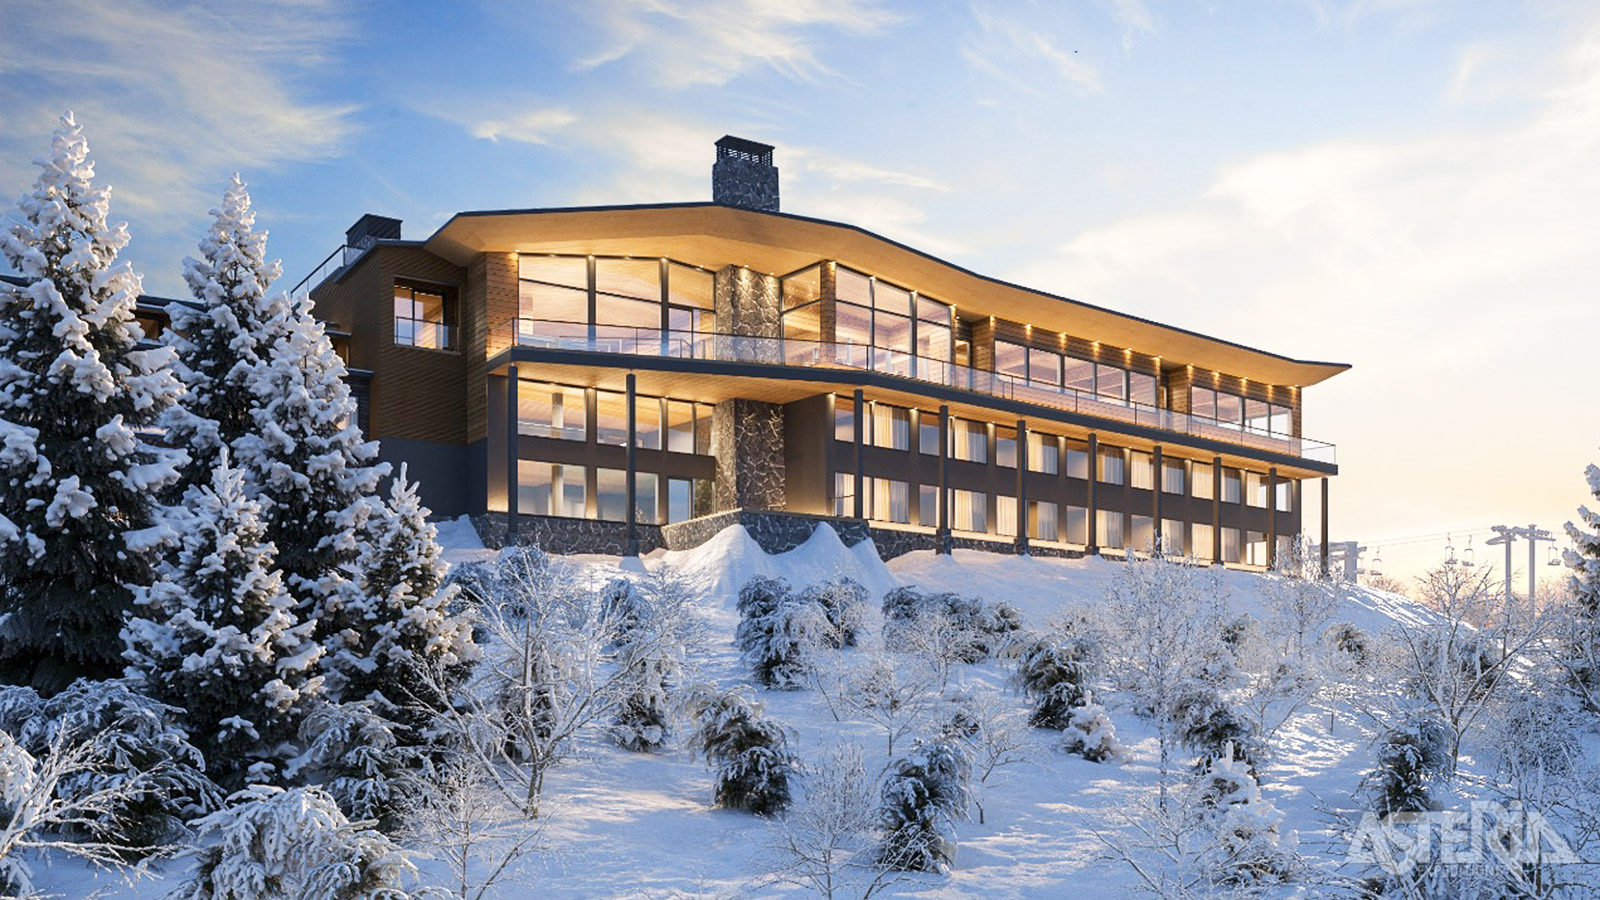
[301,137,1347,567]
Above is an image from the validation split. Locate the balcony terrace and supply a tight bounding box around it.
[506,318,1337,467]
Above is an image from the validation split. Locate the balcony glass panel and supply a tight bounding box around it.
[917,321,951,365]
[1216,393,1243,427]
[1270,404,1292,437]
[875,312,912,370]
[1245,398,1271,434]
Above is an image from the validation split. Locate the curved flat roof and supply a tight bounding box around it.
[422,202,1350,387]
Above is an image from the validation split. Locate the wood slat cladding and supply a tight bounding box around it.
[988,317,1161,375]
[465,252,520,443]
[311,245,468,446]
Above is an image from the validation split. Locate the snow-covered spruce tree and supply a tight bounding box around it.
[1061,692,1121,763]
[15,678,221,852]
[1171,687,1259,771]
[736,576,828,689]
[123,453,323,789]
[291,700,417,834]
[1190,744,1295,886]
[0,113,183,693]
[179,784,421,900]
[1010,636,1097,729]
[1365,712,1450,816]
[323,464,477,727]
[877,738,971,873]
[160,175,288,499]
[690,690,799,815]
[235,291,387,626]
[1563,463,1600,706]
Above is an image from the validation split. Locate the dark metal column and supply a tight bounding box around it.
[1320,477,1330,579]
[937,404,950,554]
[1267,466,1278,569]
[1015,419,1028,554]
[1086,433,1099,555]
[506,365,519,546]
[1152,445,1163,556]
[625,373,638,557]
[853,389,865,520]
[1212,455,1223,564]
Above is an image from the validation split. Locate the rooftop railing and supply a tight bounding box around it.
[509,318,1336,465]
[290,244,368,296]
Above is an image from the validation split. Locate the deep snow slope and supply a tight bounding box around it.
[56,524,1438,900]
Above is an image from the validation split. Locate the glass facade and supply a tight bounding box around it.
[996,426,1017,468]
[517,254,715,340]
[394,285,453,350]
[1191,386,1293,437]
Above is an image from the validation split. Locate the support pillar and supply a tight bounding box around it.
[1086,433,1099,555]
[1320,477,1330,578]
[1212,455,1223,564]
[1267,466,1278,569]
[1152,445,1163,556]
[937,404,950,554]
[625,373,638,557]
[505,365,519,546]
[1015,419,1028,554]
[853,389,865,520]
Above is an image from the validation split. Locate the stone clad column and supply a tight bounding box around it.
[709,265,786,512]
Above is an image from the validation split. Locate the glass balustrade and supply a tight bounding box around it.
[506,318,1336,464]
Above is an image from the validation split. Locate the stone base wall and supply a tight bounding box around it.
[473,513,665,555]
[466,511,1087,563]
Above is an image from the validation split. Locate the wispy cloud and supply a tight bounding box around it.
[0,0,356,235]
[963,5,1103,96]
[473,108,579,145]
[567,0,901,88]
[1109,0,1156,52]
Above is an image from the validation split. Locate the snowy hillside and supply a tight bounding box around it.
[54,522,1494,900]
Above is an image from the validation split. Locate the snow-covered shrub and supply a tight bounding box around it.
[0,113,184,693]
[877,738,971,872]
[880,588,1021,664]
[736,576,828,689]
[1191,745,1295,886]
[179,784,420,900]
[1061,694,1121,763]
[612,652,674,753]
[292,701,419,832]
[18,679,220,851]
[1010,636,1097,729]
[1172,687,1259,770]
[1366,713,1450,815]
[799,576,870,649]
[1326,622,1370,666]
[690,690,799,815]
[123,454,324,790]
[0,688,42,742]
[607,572,700,752]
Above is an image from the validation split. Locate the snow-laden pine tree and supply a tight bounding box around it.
[123,452,323,789]
[235,291,387,623]
[322,464,477,723]
[0,113,184,693]
[160,175,288,497]
[1564,463,1600,703]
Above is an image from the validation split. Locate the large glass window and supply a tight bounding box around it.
[1277,480,1293,512]
[950,419,987,463]
[783,302,822,344]
[1216,393,1243,428]
[1028,432,1059,474]
[518,256,588,324]
[1029,500,1058,541]
[595,390,628,446]
[634,397,661,450]
[915,296,952,365]
[1029,348,1062,388]
[1192,462,1214,500]
[1162,459,1186,494]
[1245,471,1268,508]
[1130,515,1154,553]
[871,403,911,450]
[833,472,855,517]
[996,426,1017,468]
[1129,450,1154,490]
[596,468,628,522]
[518,461,586,518]
[518,382,586,441]
[831,266,951,372]
[997,496,1018,537]
[1246,531,1268,566]
[1097,510,1124,549]
[919,411,941,455]
[666,400,710,454]
[834,397,855,442]
[1244,399,1271,435]
[1222,527,1242,563]
[667,477,711,523]
[949,489,986,533]
[868,478,910,524]
[1065,440,1089,480]
[918,484,939,527]
[781,265,822,309]
[1222,468,1242,504]
[634,472,658,525]
[594,258,661,329]
[1129,371,1156,407]
[1098,446,1125,485]
[394,285,453,350]
[1190,386,1217,420]
[1096,365,1127,403]
[1270,404,1292,437]
[1065,505,1088,545]
[1064,358,1095,396]
[995,341,1028,382]
[1192,523,1215,561]
[1160,519,1185,556]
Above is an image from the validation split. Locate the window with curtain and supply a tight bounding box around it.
[996,426,1017,468]
[949,489,986,533]
[997,496,1018,537]
[872,403,911,450]
[949,418,987,463]
[1029,500,1058,541]
[1028,432,1059,474]
[1192,462,1214,499]
[1098,446,1125,485]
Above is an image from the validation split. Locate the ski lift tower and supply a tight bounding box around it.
[1486,525,1555,605]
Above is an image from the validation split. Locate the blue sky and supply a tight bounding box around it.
[3,0,1597,585]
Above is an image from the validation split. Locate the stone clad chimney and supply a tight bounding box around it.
[711,136,779,212]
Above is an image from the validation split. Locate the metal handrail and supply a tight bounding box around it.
[507,317,1336,464]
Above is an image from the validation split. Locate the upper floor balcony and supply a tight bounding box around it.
[507,318,1336,466]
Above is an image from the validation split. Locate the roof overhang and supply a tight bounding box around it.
[424,204,1350,388]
